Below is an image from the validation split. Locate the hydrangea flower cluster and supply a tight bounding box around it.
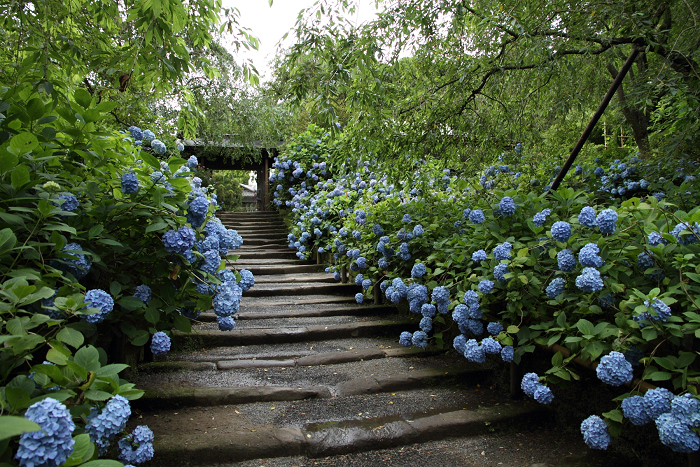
[596,351,633,386]
[162,226,196,255]
[492,242,512,260]
[472,249,487,262]
[575,267,604,293]
[578,243,603,268]
[85,395,131,453]
[468,209,485,224]
[556,249,576,272]
[150,139,166,154]
[551,221,571,242]
[411,262,426,279]
[16,398,75,467]
[83,289,114,323]
[545,277,565,299]
[493,263,510,282]
[431,286,450,314]
[520,372,553,404]
[671,222,700,245]
[532,208,551,227]
[578,206,596,227]
[118,425,154,464]
[134,284,151,304]
[634,298,672,326]
[498,196,516,216]
[595,209,618,234]
[52,242,92,280]
[150,331,171,356]
[580,415,610,450]
[57,193,79,212]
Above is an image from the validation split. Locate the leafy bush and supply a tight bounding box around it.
[272,128,700,455]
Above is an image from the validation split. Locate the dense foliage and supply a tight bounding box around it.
[272,125,700,454]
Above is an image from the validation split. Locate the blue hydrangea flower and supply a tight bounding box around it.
[575,267,604,293]
[487,322,503,336]
[494,263,510,282]
[641,388,673,422]
[492,242,512,260]
[421,303,436,318]
[85,395,131,454]
[578,243,604,268]
[217,315,236,331]
[556,249,576,272]
[671,222,700,245]
[501,345,514,362]
[481,337,501,354]
[118,425,154,464]
[361,278,372,291]
[469,209,485,224]
[431,286,449,305]
[544,277,565,299]
[581,415,610,450]
[142,129,155,141]
[578,206,596,227]
[399,331,412,347]
[402,214,411,223]
[186,155,198,169]
[478,280,494,293]
[413,224,424,237]
[472,249,487,262]
[637,252,654,271]
[656,412,700,453]
[352,230,362,239]
[134,284,151,304]
[239,269,255,291]
[411,263,426,279]
[594,167,604,177]
[355,292,364,303]
[648,232,667,246]
[356,257,367,269]
[595,209,618,234]
[52,242,92,280]
[128,126,143,140]
[372,224,384,236]
[150,331,171,356]
[622,395,652,426]
[521,373,540,397]
[464,339,485,363]
[534,385,554,404]
[412,330,428,349]
[121,173,140,195]
[635,298,672,325]
[453,334,467,354]
[162,226,196,255]
[596,351,633,386]
[551,221,571,242]
[57,193,79,212]
[532,208,551,227]
[16,398,75,467]
[150,139,166,154]
[419,316,433,332]
[378,258,389,269]
[498,196,516,216]
[83,289,114,323]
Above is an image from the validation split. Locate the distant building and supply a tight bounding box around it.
[240,183,257,211]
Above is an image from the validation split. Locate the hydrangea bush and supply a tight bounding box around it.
[0,77,253,464]
[273,128,700,456]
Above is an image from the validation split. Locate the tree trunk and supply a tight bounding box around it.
[606,61,651,159]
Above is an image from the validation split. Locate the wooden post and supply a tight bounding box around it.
[373,285,381,305]
[603,122,608,148]
[548,46,639,193]
[340,266,348,283]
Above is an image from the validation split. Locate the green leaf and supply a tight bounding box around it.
[84,389,113,401]
[65,361,88,381]
[602,409,624,423]
[80,460,125,467]
[118,296,145,310]
[575,319,595,336]
[64,433,94,466]
[648,371,673,381]
[0,416,40,440]
[74,89,92,109]
[145,221,168,233]
[74,345,101,372]
[0,152,18,173]
[551,350,563,367]
[56,327,84,348]
[0,228,17,255]
[130,330,150,346]
[46,348,69,365]
[506,325,519,334]
[144,307,160,324]
[96,364,129,377]
[5,387,31,411]
[173,314,192,333]
[11,164,30,190]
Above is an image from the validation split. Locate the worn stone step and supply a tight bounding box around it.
[133,363,486,410]
[243,282,359,297]
[171,320,411,348]
[239,295,355,306]
[237,238,288,247]
[223,221,286,229]
[137,395,547,466]
[231,264,326,275]
[196,304,395,321]
[236,250,299,260]
[194,314,395,332]
[252,273,337,284]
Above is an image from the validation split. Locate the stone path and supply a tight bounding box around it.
[130,211,631,467]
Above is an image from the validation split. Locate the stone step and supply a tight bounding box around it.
[239,238,289,246]
[223,221,286,229]
[196,304,395,321]
[239,295,355,306]
[136,394,547,466]
[252,272,336,284]
[195,314,392,332]
[234,229,288,236]
[243,282,359,297]
[133,363,486,409]
[236,250,299,260]
[171,320,411,348]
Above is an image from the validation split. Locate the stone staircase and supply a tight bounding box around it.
[129,211,613,467]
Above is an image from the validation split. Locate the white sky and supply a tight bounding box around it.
[223,0,381,81]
